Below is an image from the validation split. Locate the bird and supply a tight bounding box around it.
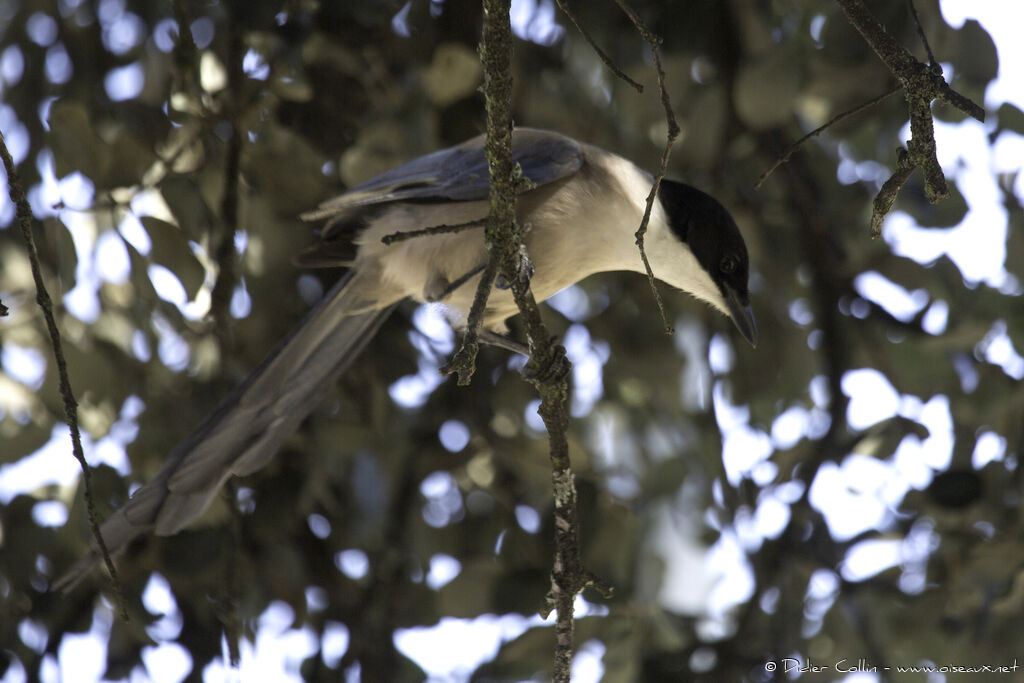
[54,127,756,590]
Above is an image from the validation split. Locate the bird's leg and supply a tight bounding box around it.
[495,244,534,290]
[424,263,486,302]
[523,337,571,383]
[478,329,530,356]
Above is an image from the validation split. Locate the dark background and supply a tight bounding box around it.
[1,0,1022,681]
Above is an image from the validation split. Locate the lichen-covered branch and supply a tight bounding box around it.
[473,2,599,680]
[834,0,984,237]
[381,219,485,245]
[0,130,126,616]
[871,147,916,236]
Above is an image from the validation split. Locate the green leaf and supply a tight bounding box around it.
[47,99,107,181]
[140,216,207,299]
[996,103,1024,135]
[37,218,78,288]
[159,177,217,242]
[899,175,969,229]
[46,99,153,190]
[955,19,998,86]
[733,51,803,130]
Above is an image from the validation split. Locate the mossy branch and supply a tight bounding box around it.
[835,0,984,237]
[0,129,126,617]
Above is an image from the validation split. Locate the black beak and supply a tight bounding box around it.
[723,284,758,347]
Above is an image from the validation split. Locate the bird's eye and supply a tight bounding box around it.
[720,255,738,273]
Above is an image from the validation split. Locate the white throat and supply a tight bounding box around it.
[589,154,730,316]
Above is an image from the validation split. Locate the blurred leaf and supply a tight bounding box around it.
[269,66,315,102]
[641,457,690,500]
[819,9,875,66]
[423,43,482,107]
[585,502,641,587]
[472,624,553,680]
[0,416,50,466]
[678,84,728,168]
[601,619,643,683]
[925,468,982,509]
[140,216,206,299]
[337,121,419,188]
[46,99,153,190]
[995,103,1024,135]
[852,415,930,459]
[159,177,217,242]
[346,0,408,25]
[47,99,107,181]
[900,175,969,228]
[36,218,78,288]
[953,20,998,86]
[436,558,501,618]
[733,51,803,130]
[242,125,331,215]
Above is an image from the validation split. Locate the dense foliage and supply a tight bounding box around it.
[1,0,1021,680]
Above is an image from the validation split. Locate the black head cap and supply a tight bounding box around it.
[658,180,757,346]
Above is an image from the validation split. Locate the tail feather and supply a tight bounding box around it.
[54,268,397,592]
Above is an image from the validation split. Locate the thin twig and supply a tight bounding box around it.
[614,0,678,334]
[47,121,209,215]
[209,9,246,350]
[553,0,643,92]
[432,263,486,301]
[871,148,915,237]
[0,130,126,616]
[381,218,485,245]
[439,0,515,387]
[440,256,498,384]
[834,0,984,236]
[470,3,598,681]
[907,0,938,67]
[172,0,199,97]
[217,480,242,666]
[211,9,245,658]
[755,86,901,188]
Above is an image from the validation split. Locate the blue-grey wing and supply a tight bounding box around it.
[302,128,583,219]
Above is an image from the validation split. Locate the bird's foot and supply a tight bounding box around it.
[495,245,534,290]
[424,263,486,302]
[523,340,570,383]
[478,330,530,356]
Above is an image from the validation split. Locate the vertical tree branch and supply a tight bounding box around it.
[171,0,199,97]
[0,130,126,616]
[474,2,607,679]
[209,1,245,349]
